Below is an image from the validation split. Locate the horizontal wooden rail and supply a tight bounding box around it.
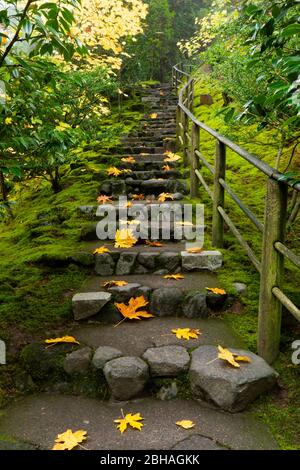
[195,170,213,199]
[274,242,300,269]
[195,150,214,175]
[272,287,300,322]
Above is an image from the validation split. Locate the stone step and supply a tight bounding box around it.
[108,153,179,162]
[99,178,188,197]
[79,200,186,218]
[113,146,165,155]
[117,160,178,171]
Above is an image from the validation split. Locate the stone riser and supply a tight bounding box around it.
[94,251,222,277]
[99,179,188,197]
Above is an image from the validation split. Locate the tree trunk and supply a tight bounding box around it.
[0,171,7,201]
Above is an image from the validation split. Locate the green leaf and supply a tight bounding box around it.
[282,24,300,37]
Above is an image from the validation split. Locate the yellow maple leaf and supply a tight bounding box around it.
[114,229,137,248]
[94,246,110,255]
[115,296,154,321]
[45,336,80,345]
[176,420,195,430]
[97,195,113,204]
[146,240,163,247]
[132,194,145,200]
[52,429,87,451]
[158,192,174,202]
[217,345,251,368]
[107,167,122,177]
[186,247,203,254]
[115,412,144,434]
[206,287,226,295]
[121,157,136,164]
[150,113,158,119]
[102,280,129,288]
[164,152,181,163]
[172,328,201,340]
[164,274,184,280]
[162,164,171,171]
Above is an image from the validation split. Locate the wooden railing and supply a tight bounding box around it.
[172,63,300,364]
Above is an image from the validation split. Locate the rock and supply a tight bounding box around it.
[108,283,141,302]
[200,94,214,105]
[103,356,149,400]
[158,252,180,272]
[135,264,149,274]
[115,252,137,275]
[71,252,94,267]
[136,286,152,301]
[138,252,160,270]
[153,269,169,276]
[72,292,112,320]
[94,253,115,276]
[143,346,190,377]
[183,293,208,319]
[92,346,123,370]
[189,346,278,412]
[181,251,222,272]
[173,192,184,201]
[150,287,183,316]
[157,381,178,401]
[100,182,111,194]
[233,283,248,296]
[64,347,92,375]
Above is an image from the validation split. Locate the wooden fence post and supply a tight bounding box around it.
[258,178,288,364]
[190,122,200,198]
[176,105,182,151]
[212,140,226,247]
[182,111,188,165]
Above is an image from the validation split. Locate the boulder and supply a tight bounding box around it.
[94,253,115,276]
[150,287,183,316]
[64,347,92,375]
[158,252,181,272]
[72,292,112,320]
[138,252,160,270]
[115,252,137,275]
[233,282,248,296]
[181,251,222,272]
[104,356,149,400]
[92,346,123,370]
[183,293,208,318]
[189,346,278,412]
[143,346,190,377]
[108,283,141,302]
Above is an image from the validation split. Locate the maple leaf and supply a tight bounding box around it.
[206,287,226,295]
[164,152,181,163]
[121,157,136,164]
[150,113,158,119]
[97,195,113,204]
[172,328,201,340]
[102,280,129,288]
[94,246,110,255]
[146,240,163,247]
[114,413,144,434]
[164,274,185,280]
[160,91,165,96]
[217,346,251,368]
[115,296,154,321]
[52,429,87,450]
[107,167,122,177]
[45,336,80,346]
[114,229,138,248]
[132,194,145,200]
[162,164,171,171]
[176,420,195,430]
[158,192,174,202]
[186,247,203,254]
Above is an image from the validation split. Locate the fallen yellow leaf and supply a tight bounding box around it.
[115,413,144,434]
[97,195,113,204]
[206,287,226,295]
[102,280,129,288]
[176,420,195,430]
[217,345,251,368]
[164,274,184,280]
[162,164,171,171]
[146,240,163,247]
[94,246,110,255]
[186,247,203,253]
[158,192,174,202]
[45,336,80,345]
[52,429,87,450]
[172,328,201,340]
[107,167,122,177]
[121,157,136,164]
[132,194,145,200]
[114,229,137,248]
[150,113,158,119]
[163,151,181,163]
[115,296,154,321]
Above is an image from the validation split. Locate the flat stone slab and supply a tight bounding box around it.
[143,345,190,377]
[72,292,111,320]
[0,395,278,450]
[182,251,223,272]
[72,317,244,356]
[189,346,278,412]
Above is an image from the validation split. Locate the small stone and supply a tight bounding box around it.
[104,356,149,400]
[95,253,115,276]
[150,287,183,316]
[64,347,92,375]
[183,293,208,319]
[181,251,222,272]
[136,286,152,301]
[157,381,178,401]
[115,252,137,275]
[143,346,190,377]
[135,264,149,274]
[200,94,214,105]
[173,193,184,201]
[189,346,278,412]
[233,282,248,296]
[158,252,180,272]
[138,252,160,270]
[108,283,141,302]
[72,292,112,320]
[92,346,123,370]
